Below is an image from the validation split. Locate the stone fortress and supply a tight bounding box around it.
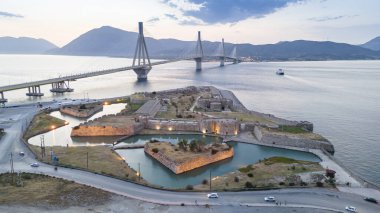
[69,86,334,153]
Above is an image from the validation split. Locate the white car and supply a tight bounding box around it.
[207,193,219,198]
[30,163,39,167]
[345,206,357,212]
[264,196,276,202]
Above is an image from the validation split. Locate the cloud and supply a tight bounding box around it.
[165,13,178,20]
[0,11,23,18]
[163,0,304,24]
[308,15,358,22]
[147,17,160,23]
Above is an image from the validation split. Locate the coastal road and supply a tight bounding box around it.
[1,101,379,213]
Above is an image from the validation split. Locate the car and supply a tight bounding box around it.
[207,193,219,198]
[364,197,378,204]
[19,152,25,157]
[264,196,276,202]
[30,163,39,167]
[345,206,357,212]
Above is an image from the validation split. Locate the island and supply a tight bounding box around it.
[144,140,234,174]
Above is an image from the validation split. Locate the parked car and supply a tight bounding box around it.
[19,152,25,157]
[30,163,39,167]
[345,206,357,212]
[364,197,378,204]
[264,196,276,202]
[207,193,219,198]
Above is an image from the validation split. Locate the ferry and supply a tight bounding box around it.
[276,69,284,75]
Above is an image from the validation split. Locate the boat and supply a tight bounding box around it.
[276,69,284,75]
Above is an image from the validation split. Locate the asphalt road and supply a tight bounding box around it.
[0,100,379,213]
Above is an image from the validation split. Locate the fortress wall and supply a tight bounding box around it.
[253,126,334,153]
[71,123,144,137]
[144,143,234,174]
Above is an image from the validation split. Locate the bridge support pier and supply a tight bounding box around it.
[133,67,151,81]
[50,81,74,93]
[26,85,44,97]
[195,57,202,71]
[0,92,7,106]
[220,57,225,67]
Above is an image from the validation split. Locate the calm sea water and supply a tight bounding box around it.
[1,54,379,186]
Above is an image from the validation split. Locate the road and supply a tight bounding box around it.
[0,100,379,213]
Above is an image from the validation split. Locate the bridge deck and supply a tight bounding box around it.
[0,56,237,93]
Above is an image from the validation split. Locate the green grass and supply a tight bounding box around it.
[238,165,253,173]
[263,157,300,165]
[128,102,144,112]
[278,125,308,134]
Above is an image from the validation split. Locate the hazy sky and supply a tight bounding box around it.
[1,0,379,47]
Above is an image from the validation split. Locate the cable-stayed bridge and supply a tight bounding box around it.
[0,22,241,105]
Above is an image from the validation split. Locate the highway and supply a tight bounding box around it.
[0,101,379,213]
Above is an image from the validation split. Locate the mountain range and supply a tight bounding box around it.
[0,37,57,54]
[1,26,380,61]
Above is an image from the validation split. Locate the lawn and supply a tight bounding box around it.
[0,173,111,206]
[205,112,275,125]
[195,157,323,190]
[29,145,143,183]
[23,113,67,139]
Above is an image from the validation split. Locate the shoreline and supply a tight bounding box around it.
[1,86,379,201]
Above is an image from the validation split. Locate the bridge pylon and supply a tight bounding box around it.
[230,46,239,64]
[132,22,152,81]
[194,31,204,71]
[219,38,225,67]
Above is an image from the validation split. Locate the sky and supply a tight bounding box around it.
[1,0,380,47]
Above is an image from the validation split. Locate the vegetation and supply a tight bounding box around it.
[155,94,199,119]
[24,113,67,139]
[0,173,111,206]
[186,185,194,190]
[195,156,323,191]
[204,112,275,125]
[28,145,142,183]
[278,125,308,134]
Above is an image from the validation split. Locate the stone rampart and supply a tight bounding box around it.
[71,123,144,137]
[144,143,234,174]
[253,126,334,153]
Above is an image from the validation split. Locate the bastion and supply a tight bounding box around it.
[60,103,103,118]
[144,141,234,174]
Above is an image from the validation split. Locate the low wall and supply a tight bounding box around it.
[60,105,103,118]
[144,143,234,174]
[71,123,144,137]
[253,126,334,153]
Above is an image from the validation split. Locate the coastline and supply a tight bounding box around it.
[1,86,379,201]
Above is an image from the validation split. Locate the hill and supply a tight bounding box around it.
[361,36,380,51]
[0,37,57,54]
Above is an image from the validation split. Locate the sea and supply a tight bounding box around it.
[0,54,379,186]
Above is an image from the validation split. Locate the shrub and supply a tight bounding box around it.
[202,179,208,185]
[211,149,218,155]
[279,182,285,185]
[186,185,194,190]
[176,114,183,118]
[300,181,308,186]
[205,204,210,208]
[23,174,32,180]
[180,203,185,206]
[291,165,296,170]
[245,181,254,188]
[288,182,295,186]
[316,182,324,187]
[234,176,239,183]
[247,173,253,177]
[152,148,159,153]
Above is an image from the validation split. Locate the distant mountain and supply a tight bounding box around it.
[0,37,57,54]
[50,26,380,60]
[361,36,380,51]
